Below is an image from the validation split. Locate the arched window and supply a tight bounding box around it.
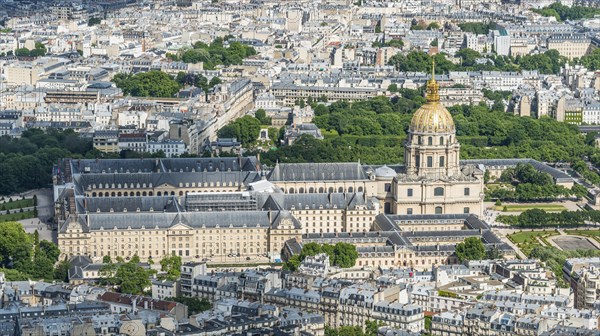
[92,192,97,197]
[136,192,141,196]
[440,136,444,145]
[338,187,344,193]
[157,192,162,196]
[142,192,147,196]
[358,186,364,192]
[435,206,443,214]
[309,187,314,193]
[328,187,334,193]
[299,187,305,193]
[319,187,324,193]
[348,186,354,193]
[289,188,295,194]
[434,187,444,196]
[428,137,432,145]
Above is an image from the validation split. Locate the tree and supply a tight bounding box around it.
[104,260,152,295]
[88,17,101,26]
[0,222,33,273]
[160,255,182,281]
[54,260,70,282]
[427,22,440,30]
[333,242,358,268]
[217,115,262,146]
[387,83,398,92]
[455,237,486,262]
[32,194,37,206]
[167,296,212,315]
[255,109,271,124]
[103,255,112,264]
[112,71,182,97]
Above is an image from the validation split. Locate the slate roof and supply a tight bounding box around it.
[462,159,572,182]
[267,162,367,181]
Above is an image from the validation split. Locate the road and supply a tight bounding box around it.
[16,189,56,243]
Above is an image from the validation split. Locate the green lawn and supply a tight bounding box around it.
[0,198,34,211]
[508,230,558,255]
[564,229,600,244]
[0,210,35,223]
[494,204,567,212]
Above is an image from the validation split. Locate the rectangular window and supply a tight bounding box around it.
[464,207,470,214]
[427,156,433,168]
[384,183,391,192]
[439,156,445,167]
[416,155,420,168]
[407,188,413,197]
[464,187,470,196]
[407,208,413,215]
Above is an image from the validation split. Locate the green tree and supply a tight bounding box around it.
[387,83,398,92]
[217,115,262,146]
[88,17,101,26]
[427,22,440,30]
[112,71,182,97]
[255,109,271,124]
[0,222,33,273]
[333,242,358,268]
[54,260,70,282]
[167,296,212,315]
[455,237,486,262]
[102,255,112,264]
[160,255,182,281]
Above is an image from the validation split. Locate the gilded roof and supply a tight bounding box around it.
[409,102,455,133]
[409,60,455,134]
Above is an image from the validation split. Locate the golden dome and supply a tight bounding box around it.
[409,60,455,134]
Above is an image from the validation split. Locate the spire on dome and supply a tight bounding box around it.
[425,59,440,103]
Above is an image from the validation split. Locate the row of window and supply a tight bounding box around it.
[404,187,470,197]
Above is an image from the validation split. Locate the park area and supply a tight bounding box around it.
[493,204,567,212]
[508,230,558,255]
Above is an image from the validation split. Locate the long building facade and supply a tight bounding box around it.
[53,72,557,268]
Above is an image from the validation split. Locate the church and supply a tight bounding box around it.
[269,62,485,217]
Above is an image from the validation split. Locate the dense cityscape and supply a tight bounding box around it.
[2,0,600,335]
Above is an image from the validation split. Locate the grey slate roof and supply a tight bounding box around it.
[267,162,367,181]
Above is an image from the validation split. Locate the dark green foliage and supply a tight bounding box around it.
[503,209,600,227]
[0,129,97,196]
[0,221,63,281]
[179,39,256,69]
[100,259,153,295]
[255,109,271,124]
[14,42,46,57]
[88,17,101,26]
[285,242,358,270]
[529,246,600,287]
[167,296,212,315]
[389,50,565,75]
[217,115,262,146]
[581,48,600,71]
[455,237,487,262]
[160,255,182,281]
[490,163,585,202]
[458,22,496,35]
[112,70,181,97]
[532,3,600,21]
[103,255,112,263]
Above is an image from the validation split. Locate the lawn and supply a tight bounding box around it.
[508,230,559,255]
[0,198,34,211]
[0,210,35,223]
[494,204,567,212]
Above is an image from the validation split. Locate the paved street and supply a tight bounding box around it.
[16,189,56,243]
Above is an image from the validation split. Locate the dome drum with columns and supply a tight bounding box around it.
[405,61,462,179]
[376,60,486,217]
